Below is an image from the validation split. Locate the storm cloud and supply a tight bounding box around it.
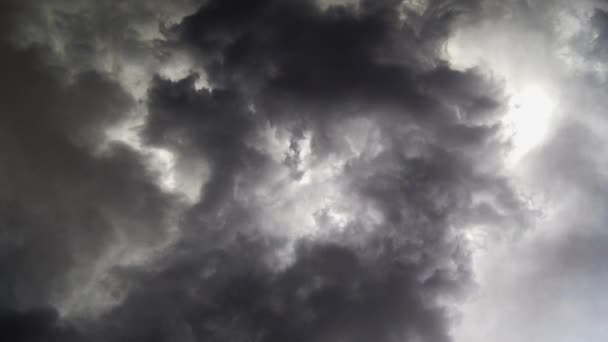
[2,0,607,341]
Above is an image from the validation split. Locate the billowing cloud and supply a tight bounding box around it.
[6,0,608,342]
[0,2,180,337]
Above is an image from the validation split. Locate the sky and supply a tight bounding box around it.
[1,0,607,341]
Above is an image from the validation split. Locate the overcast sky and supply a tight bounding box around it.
[1,0,607,341]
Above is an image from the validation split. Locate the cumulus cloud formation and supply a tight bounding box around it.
[1,0,607,341]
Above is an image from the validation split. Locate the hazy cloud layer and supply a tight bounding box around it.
[451,1,608,341]
[2,1,608,342]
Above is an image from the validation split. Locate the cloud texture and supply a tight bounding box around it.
[2,0,608,341]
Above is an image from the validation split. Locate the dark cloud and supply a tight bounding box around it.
[0,0,535,342]
[90,239,463,342]
[0,8,178,340]
[0,307,68,342]
[172,0,487,126]
[121,1,525,342]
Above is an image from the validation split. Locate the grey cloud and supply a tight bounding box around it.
[452,2,608,341]
[88,240,460,342]
[0,0,536,342]
[0,11,178,341]
[119,1,526,342]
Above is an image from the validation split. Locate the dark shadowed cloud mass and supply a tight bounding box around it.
[1,0,607,341]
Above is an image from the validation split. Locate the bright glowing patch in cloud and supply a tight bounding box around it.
[503,85,556,165]
[447,23,558,166]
